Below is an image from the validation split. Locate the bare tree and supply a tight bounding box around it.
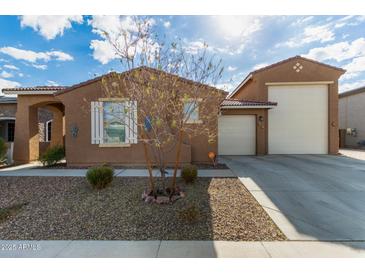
[98,16,225,197]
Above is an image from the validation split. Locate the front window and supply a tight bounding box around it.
[103,102,126,144]
[183,101,199,122]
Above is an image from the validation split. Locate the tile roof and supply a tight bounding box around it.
[2,86,67,92]
[221,99,277,108]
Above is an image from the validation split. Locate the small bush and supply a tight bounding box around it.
[0,138,7,163]
[86,165,114,190]
[181,164,198,184]
[179,204,200,223]
[39,145,65,166]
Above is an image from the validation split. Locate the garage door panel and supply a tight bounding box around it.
[268,85,328,154]
[218,115,256,155]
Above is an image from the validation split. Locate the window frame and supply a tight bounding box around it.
[98,99,130,147]
[183,98,203,124]
[45,120,52,142]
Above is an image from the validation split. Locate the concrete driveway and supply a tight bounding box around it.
[222,155,365,244]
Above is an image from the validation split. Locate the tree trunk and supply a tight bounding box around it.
[141,130,155,195]
[171,129,183,192]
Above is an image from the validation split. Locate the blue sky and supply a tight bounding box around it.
[0,15,365,94]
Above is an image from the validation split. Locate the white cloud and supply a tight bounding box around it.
[344,56,365,74]
[0,78,20,94]
[3,64,19,70]
[252,62,269,70]
[0,46,73,63]
[335,15,365,28]
[88,16,158,65]
[46,80,59,86]
[213,16,262,40]
[279,24,335,48]
[304,38,365,62]
[227,66,237,72]
[163,21,171,28]
[290,16,314,26]
[89,40,117,65]
[340,79,365,92]
[32,64,47,70]
[20,15,83,40]
[185,40,207,55]
[203,16,262,55]
[215,81,234,92]
[0,71,13,78]
[304,38,365,79]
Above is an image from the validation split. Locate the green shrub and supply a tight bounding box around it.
[178,204,200,223]
[39,145,65,166]
[0,138,7,163]
[86,166,114,190]
[181,164,198,184]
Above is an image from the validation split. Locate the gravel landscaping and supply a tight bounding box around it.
[0,176,286,241]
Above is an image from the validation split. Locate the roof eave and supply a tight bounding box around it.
[2,90,58,95]
[227,74,253,99]
[220,105,276,109]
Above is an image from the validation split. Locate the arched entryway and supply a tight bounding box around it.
[12,94,65,164]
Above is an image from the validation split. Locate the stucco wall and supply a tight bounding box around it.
[0,103,16,118]
[57,78,223,166]
[231,57,344,155]
[339,92,365,148]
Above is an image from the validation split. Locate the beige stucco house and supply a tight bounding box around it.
[2,55,345,166]
[339,86,365,148]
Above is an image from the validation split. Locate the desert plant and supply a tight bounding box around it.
[0,138,7,163]
[181,164,198,184]
[39,145,65,166]
[86,165,114,190]
[178,204,200,223]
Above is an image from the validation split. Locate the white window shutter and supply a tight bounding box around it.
[91,101,103,144]
[132,101,138,144]
[125,101,138,144]
[125,101,130,144]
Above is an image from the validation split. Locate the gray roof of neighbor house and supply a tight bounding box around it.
[0,96,17,104]
[339,85,365,98]
[220,98,277,109]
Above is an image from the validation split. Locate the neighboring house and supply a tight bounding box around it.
[339,86,365,148]
[0,95,54,163]
[2,56,345,166]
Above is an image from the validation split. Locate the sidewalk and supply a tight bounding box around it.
[1,240,365,258]
[0,163,235,177]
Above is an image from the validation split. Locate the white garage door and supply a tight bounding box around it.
[268,84,328,154]
[218,115,256,155]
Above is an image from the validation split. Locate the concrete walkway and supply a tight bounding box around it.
[0,163,235,177]
[1,240,365,258]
